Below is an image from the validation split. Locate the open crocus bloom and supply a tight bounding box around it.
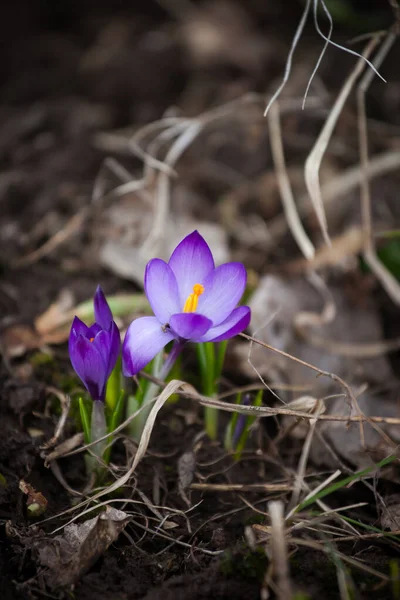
[123,230,251,376]
[69,286,121,401]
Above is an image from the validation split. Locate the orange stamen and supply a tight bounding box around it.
[89,337,95,343]
[183,283,204,313]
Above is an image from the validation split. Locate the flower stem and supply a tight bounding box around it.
[205,407,218,440]
[197,342,220,441]
[90,400,107,462]
[130,341,184,441]
[158,340,184,380]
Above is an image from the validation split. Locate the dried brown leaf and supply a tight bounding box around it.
[36,507,129,588]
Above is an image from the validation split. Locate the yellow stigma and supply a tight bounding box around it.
[183,283,204,313]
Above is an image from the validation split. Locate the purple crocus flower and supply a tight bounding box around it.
[123,230,251,376]
[69,286,121,401]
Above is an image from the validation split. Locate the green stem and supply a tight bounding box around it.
[91,400,107,459]
[129,341,184,441]
[197,342,220,440]
[205,406,218,440]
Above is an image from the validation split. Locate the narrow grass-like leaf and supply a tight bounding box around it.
[109,390,125,434]
[105,356,122,411]
[296,455,396,513]
[78,397,91,445]
[76,293,148,323]
[128,350,164,441]
[103,390,125,464]
[340,515,400,544]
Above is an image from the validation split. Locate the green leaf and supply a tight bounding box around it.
[340,515,400,544]
[377,239,400,280]
[108,390,125,434]
[75,293,148,323]
[103,391,126,464]
[78,397,91,445]
[215,341,228,381]
[105,356,122,412]
[296,455,397,513]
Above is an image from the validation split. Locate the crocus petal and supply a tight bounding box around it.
[69,316,89,342]
[122,316,174,376]
[94,285,113,329]
[69,317,89,363]
[198,306,251,342]
[86,322,102,340]
[198,262,247,325]
[144,259,180,324]
[70,335,108,401]
[107,321,121,377]
[169,312,212,341]
[92,326,120,380]
[168,231,215,306]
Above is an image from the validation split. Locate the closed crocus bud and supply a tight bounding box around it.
[69,286,120,402]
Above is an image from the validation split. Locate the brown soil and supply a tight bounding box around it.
[0,1,399,599]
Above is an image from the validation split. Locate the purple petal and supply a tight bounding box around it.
[69,316,88,362]
[92,324,120,380]
[94,285,113,329]
[107,321,121,376]
[69,316,88,341]
[70,335,108,401]
[198,262,247,325]
[168,231,215,307]
[169,312,212,341]
[198,306,251,342]
[86,322,102,340]
[144,259,180,324]
[122,316,174,376]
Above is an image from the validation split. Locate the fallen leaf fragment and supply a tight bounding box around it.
[0,323,42,358]
[37,507,130,588]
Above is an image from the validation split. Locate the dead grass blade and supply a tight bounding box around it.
[264,0,312,117]
[11,209,88,268]
[240,331,358,408]
[44,380,192,526]
[268,151,400,248]
[141,121,203,256]
[304,35,381,246]
[357,31,400,305]
[190,483,293,493]
[268,102,315,260]
[263,501,292,600]
[285,226,364,274]
[288,401,325,511]
[290,537,390,581]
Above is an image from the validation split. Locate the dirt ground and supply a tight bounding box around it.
[1,0,400,598]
